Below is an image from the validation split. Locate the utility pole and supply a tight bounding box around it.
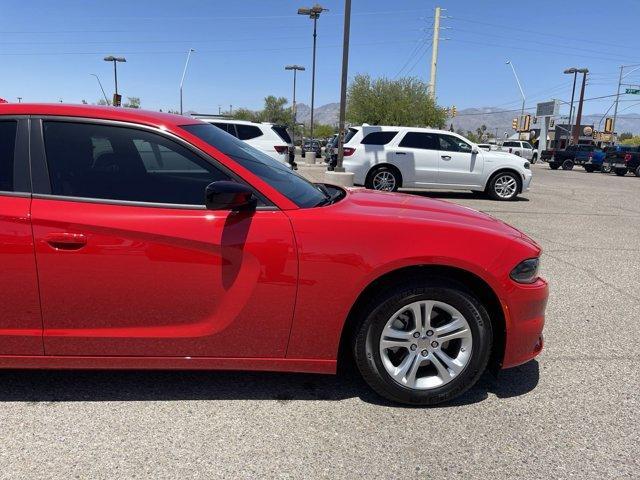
[572,69,589,145]
[335,0,351,172]
[611,66,623,144]
[564,68,578,146]
[428,6,441,98]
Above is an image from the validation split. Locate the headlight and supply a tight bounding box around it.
[524,161,531,170]
[510,258,540,284]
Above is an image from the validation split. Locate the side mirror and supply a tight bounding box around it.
[471,148,479,155]
[205,181,257,211]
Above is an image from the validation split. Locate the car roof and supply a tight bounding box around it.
[352,125,469,136]
[192,116,276,127]
[0,103,201,128]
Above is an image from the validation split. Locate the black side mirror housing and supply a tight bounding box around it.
[205,181,257,211]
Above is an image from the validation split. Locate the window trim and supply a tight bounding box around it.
[29,116,276,211]
[0,116,31,195]
[398,131,439,150]
[360,130,399,146]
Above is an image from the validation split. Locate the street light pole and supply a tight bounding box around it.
[103,56,126,106]
[285,65,305,157]
[564,68,578,146]
[506,60,526,122]
[180,48,195,115]
[90,73,109,104]
[335,0,352,172]
[298,4,328,145]
[572,69,589,145]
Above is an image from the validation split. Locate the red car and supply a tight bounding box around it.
[0,104,547,405]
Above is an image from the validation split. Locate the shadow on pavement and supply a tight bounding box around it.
[0,360,539,407]
[401,190,531,202]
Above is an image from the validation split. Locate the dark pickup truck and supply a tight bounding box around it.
[604,145,640,176]
[546,144,599,170]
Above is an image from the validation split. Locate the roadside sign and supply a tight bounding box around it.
[625,88,640,95]
[536,100,559,117]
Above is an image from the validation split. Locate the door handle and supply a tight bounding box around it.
[45,233,87,251]
[441,155,452,160]
[395,151,407,155]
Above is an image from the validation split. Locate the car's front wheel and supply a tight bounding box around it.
[635,166,640,177]
[601,164,612,173]
[487,171,520,201]
[353,281,492,406]
[562,160,574,170]
[366,166,401,192]
[584,165,594,173]
[615,168,628,176]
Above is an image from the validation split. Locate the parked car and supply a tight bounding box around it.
[193,116,293,165]
[341,125,533,201]
[0,103,548,406]
[499,141,538,163]
[547,144,598,170]
[301,139,322,159]
[582,148,606,172]
[602,145,639,175]
[605,145,640,176]
[324,133,339,164]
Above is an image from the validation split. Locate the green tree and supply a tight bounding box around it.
[231,108,258,121]
[346,74,448,128]
[258,95,293,124]
[124,97,140,109]
[313,123,335,139]
[97,98,111,106]
[621,135,640,145]
[619,132,633,141]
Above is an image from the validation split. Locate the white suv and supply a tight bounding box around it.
[499,140,538,163]
[341,126,533,201]
[193,116,293,164]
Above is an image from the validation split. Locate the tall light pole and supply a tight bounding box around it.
[506,60,526,123]
[298,3,328,143]
[428,6,442,98]
[563,68,578,147]
[572,68,589,145]
[103,56,126,106]
[335,0,351,173]
[180,48,195,115]
[90,73,109,105]
[612,63,640,144]
[285,65,305,157]
[17,97,22,103]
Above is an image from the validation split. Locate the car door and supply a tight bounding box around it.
[393,131,440,186]
[437,133,483,187]
[29,118,297,358]
[521,142,534,160]
[0,118,43,355]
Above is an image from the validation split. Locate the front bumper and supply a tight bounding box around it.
[502,277,549,369]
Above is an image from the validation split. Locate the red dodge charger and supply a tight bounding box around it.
[0,104,547,405]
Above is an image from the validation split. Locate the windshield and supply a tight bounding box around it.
[182,123,325,208]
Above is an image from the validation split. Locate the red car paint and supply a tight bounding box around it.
[0,104,547,374]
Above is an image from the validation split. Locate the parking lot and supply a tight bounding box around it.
[0,164,638,479]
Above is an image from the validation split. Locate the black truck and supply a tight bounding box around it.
[546,144,599,170]
[604,145,640,176]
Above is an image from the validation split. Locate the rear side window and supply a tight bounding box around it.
[42,121,230,206]
[344,128,358,144]
[212,123,237,138]
[361,131,398,145]
[271,126,292,144]
[503,141,518,147]
[236,124,263,141]
[0,121,17,191]
[398,132,438,150]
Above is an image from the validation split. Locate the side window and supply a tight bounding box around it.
[213,122,238,138]
[43,121,231,206]
[0,121,17,192]
[236,124,263,141]
[438,134,472,153]
[398,132,438,150]
[361,131,398,145]
[523,142,533,149]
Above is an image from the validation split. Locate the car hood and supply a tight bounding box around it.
[340,187,527,240]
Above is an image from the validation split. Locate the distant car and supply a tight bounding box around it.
[547,144,597,170]
[582,149,606,172]
[605,145,640,176]
[341,125,533,201]
[324,133,339,164]
[602,145,638,174]
[499,141,538,163]
[301,139,322,159]
[193,117,293,165]
[477,143,492,152]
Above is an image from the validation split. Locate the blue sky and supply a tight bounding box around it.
[2,0,640,117]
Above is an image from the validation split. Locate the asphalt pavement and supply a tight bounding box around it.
[0,163,638,479]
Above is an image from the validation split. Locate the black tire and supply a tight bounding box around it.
[562,160,574,170]
[615,168,628,176]
[486,171,520,201]
[601,164,612,174]
[549,163,560,170]
[584,165,594,173]
[353,280,492,406]
[635,166,640,177]
[365,165,401,192]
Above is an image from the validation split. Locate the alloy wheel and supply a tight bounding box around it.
[372,171,397,191]
[493,175,518,199]
[378,300,473,390]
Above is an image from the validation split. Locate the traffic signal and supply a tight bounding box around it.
[522,115,531,132]
[112,93,122,107]
[512,118,518,130]
[604,117,613,133]
[451,105,457,117]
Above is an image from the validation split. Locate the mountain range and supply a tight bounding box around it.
[295,103,640,135]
